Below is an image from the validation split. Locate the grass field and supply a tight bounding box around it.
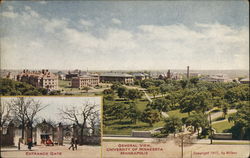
[212,120,234,133]
[167,109,188,118]
[104,118,165,135]
[104,98,190,135]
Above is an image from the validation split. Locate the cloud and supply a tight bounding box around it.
[79,19,94,27]
[1,11,18,18]
[111,18,122,25]
[1,6,249,70]
[24,6,31,11]
[7,6,14,11]
[39,1,47,4]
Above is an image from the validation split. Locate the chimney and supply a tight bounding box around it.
[167,69,171,79]
[187,66,190,79]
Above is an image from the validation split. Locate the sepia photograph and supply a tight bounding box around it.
[0,0,249,158]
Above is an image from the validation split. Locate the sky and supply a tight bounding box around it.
[1,96,101,124]
[0,0,249,70]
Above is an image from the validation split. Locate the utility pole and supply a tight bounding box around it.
[181,136,184,158]
[209,112,213,144]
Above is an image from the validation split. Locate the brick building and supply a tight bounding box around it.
[71,76,99,88]
[17,69,58,90]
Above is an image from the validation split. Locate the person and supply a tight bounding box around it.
[74,138,78,150]
[27,138,32,150]
[47,137,54,146]
[68,138,74,150]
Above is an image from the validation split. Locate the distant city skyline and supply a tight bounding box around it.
[1,1,249,70]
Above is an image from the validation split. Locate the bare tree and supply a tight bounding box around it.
[9,98,27,139]
[0,100,12,156]
[9,97,47,140]
[59,102,98,144]
[88,111,100,136]
[0,101,12,129]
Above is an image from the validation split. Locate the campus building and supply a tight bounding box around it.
[17,69,58,90]
[239,78,250,84]
[132,73,149,80]
[200,74,232,83]
[100,73,134,84]
[71,76,99,88]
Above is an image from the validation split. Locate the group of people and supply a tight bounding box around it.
[68,138,78,151]
[41,137,54,146]
[22,137,77,151]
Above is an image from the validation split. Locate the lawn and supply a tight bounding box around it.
[104,118,165,135]
[58,80,71,88]
[167,109,188,118]
[212,120,234,133]
[104,98,166,135]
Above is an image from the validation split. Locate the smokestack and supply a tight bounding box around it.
[187,66,190,79]
[167,69,171,79]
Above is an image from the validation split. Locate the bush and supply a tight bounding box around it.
[151,132,168,138]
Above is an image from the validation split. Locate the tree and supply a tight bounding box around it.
[221,101,229,118]
[179,80,188,89]
[147,86,160,98]
[111,103,127,122]
[23,98,47,140]
[190,77,199,85]
[140,108,160,127]
[0,101,12,142]
[0,78,48,96]
[88,111,100,136]
[224,84,249,103]
[125,89,143,100]
[180,95,196,116]
[127,103,140,124]
[228,104,250,140]
[185,112,208,137]
[9,97,46,140]
[163,115,183,136]
[141,79,154,88]
[104,94,115,101]
[82,86,91,93]
[49,90,61,95]
[149,98,170,115]
[103,89,115,95]
[111,82,122,91]
[159,84,173,96]
[117,86,127,98]
[0,101,11,127]
[60,102,99,144]
[193,91,212,113]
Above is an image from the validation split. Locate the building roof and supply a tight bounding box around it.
[132,73,146,77]
[240,78,250,82]
[100,73,133,77]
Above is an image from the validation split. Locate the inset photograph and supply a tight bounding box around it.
[0,96,101,158]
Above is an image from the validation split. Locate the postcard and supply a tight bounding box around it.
[0,0,249,158]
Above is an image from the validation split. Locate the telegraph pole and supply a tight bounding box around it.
[209,112,213,144]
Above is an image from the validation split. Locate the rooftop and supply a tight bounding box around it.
[100,73,133,77]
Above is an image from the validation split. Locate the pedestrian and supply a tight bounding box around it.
[27,138,32,150]
[68,138,74,151]
[74,138,78,150]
